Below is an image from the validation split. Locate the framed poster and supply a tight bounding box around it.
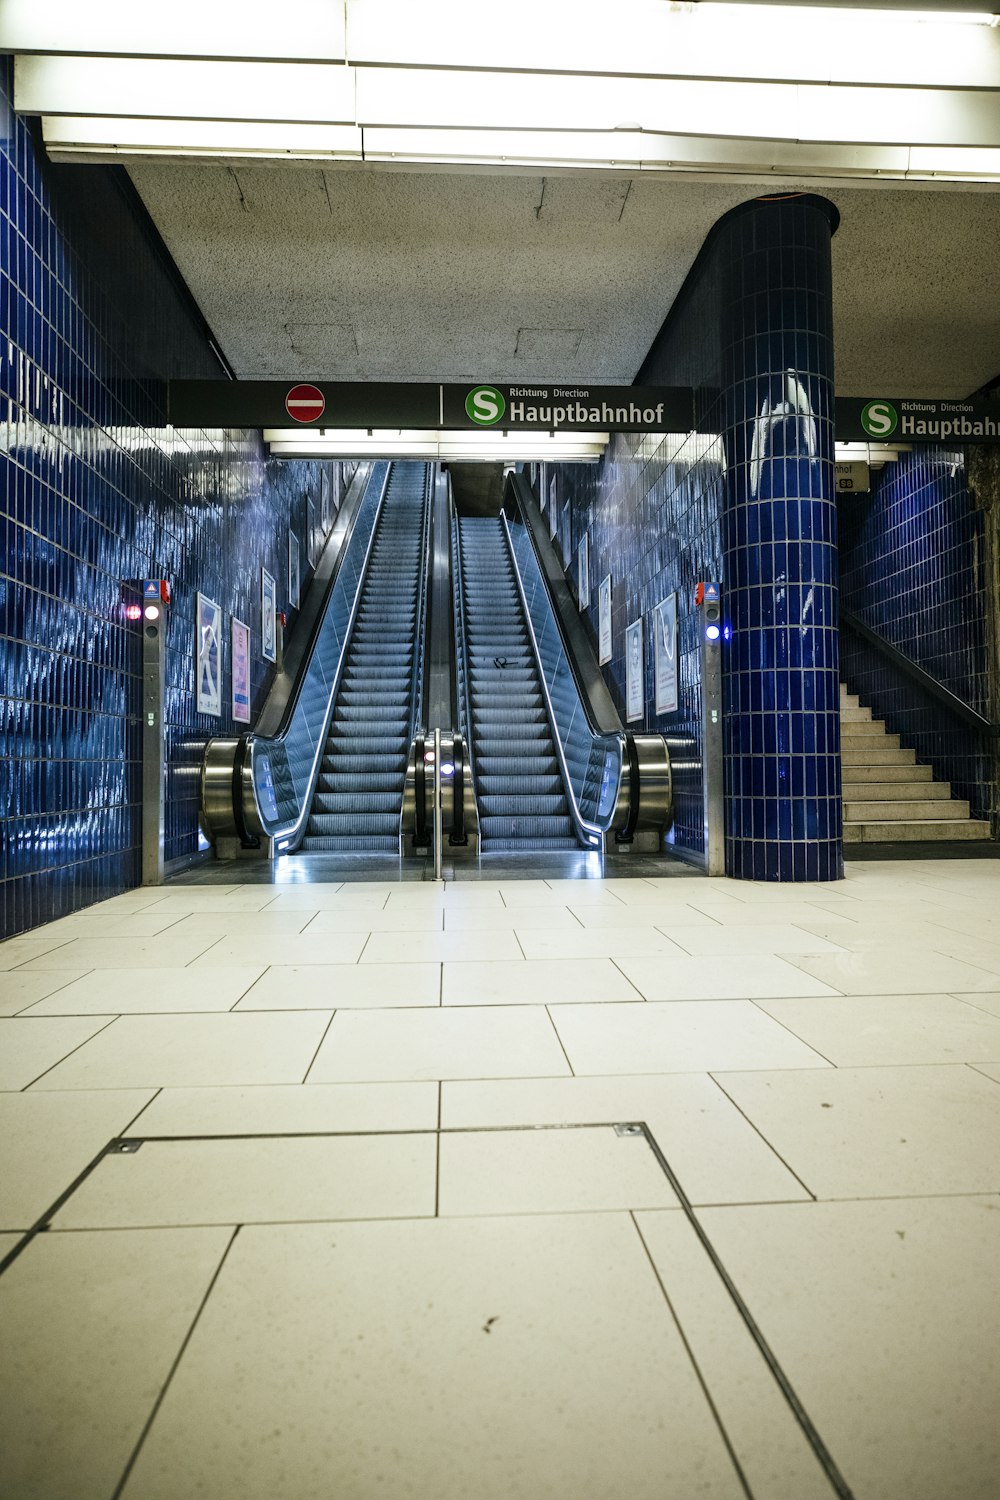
[654,592,679,714]
[548,474,558,537]
[626,618,644,723]
[288,532,300,609]
[577,534,590,610]
[307,496,318,566]
[231,617,251,724]
[560,500,571,563]
[598,574,612,665]
[261,568,276,663]
[196,592,222,717]
[320,471,332,532]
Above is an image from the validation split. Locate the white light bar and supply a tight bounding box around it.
[263,428,611,445]
[263,428,609,461]
[15,56,357,124]
[5,0,998,87]
[835,441,909,462]
[42,117,363,161]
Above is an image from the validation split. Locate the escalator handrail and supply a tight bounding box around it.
[504,471,622,739]
[254,461,371,742]
[451,508,479,800]
[499,510,605,847]
[247,460,393,845]
[409,464,435,737]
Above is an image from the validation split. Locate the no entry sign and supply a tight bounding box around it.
[284,384,326,423]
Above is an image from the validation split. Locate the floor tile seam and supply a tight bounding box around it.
[636,1125,857,1500]
[108,1224,241,1500]
[12,967,101,1015]
[706,1073,818,1200]
[626,1209,756,1500]
[300,1011,339,1085]
[4,937,79,969]
[18,1014,121,1092]
[543,1006,577,1078]
[607,956,650,1001]
[966,1062,1000,1085]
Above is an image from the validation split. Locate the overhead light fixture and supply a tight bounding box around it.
[262,428,609,461]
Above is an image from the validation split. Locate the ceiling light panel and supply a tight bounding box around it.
[345,0,1000,90]
[0,0,347,58]
[42,117,363,161]
[14,56,357,124]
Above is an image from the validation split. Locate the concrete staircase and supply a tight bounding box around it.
[840,684,992,844]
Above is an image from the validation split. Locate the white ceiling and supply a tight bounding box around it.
[128,162,1000,399]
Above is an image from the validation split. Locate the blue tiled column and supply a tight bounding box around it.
[719,196,842,880]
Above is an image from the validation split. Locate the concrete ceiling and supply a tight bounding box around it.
[128,162,1000,399]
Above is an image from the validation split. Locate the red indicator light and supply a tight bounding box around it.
[126,604,142,621]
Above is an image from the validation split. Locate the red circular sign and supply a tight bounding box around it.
[284,383,326,424]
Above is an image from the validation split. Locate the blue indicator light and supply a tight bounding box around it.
[705,624,721,641]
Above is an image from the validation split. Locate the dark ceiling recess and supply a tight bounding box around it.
[448,464,507,518]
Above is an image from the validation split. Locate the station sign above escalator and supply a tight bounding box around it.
[168,380,696,433]
[168,381,1000,445]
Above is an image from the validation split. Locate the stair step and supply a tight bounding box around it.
[841,745,909,764]
[841,763,933,783]
[844,798,970,821]
[842,781,949,800]
[844,819,992,844]
[840,721,893,740]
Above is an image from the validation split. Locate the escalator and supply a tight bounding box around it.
[458,517,581,851]
[201,460,432,856]
[302,462,429,850]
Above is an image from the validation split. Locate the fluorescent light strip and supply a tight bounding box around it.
[5,0,998,86]
[263,428,611,444]
[43,117,1000,183]
[22,62,1000,155]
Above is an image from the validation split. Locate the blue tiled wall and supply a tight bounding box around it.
[839,449,994,827]
[717,198,841,881]
[0,62,340,937]
[534,432,724,859]
[538,195,840,878]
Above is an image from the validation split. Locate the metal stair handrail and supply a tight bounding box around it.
[841,608,1000,738]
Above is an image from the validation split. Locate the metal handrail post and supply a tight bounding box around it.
[433,727,443,881]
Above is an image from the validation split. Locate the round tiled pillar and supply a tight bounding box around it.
[719,195,842,881]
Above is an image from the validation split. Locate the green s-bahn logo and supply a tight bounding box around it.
[465,385,506,426]
[860,400,898,439]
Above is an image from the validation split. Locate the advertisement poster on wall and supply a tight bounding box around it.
[626,618,644,723]
[261,568,276,663]
[598,574,612,665]
[653,592,679,714]
[320,471,332,533]
[548,474,558,538]
[231,617,251,724]
[577,534,590,610]
[288,532,300,609]
[307,497,318,567]
[196,592,222,717]
[560,500,571,563]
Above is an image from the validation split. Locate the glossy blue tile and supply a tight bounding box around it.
[0,58,354,937]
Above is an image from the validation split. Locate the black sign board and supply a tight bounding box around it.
[836,396,1000,445]
[169,380,695,433]
[442,383,694,432]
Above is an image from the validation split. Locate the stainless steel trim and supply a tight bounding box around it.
[433,726,443,880]
[630,734,674,832]
[201,738,240,841]
[701,627,725,875]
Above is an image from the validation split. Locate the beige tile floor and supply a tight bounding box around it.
[1,859,999,1499]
